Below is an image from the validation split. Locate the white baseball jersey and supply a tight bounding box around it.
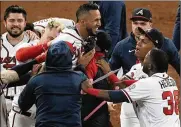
[33,18,83,68]
[33,17,75,34]
[9,41,39,127]
[1,32,38,114]
[123,73,180,127]
[13,40,39,95]
[124,63,148,80]
[1,32,31,71]
[0,94,9,127]
[0,70,20,127]
[121,63,148,127]
[51,27,84,68]
[16,41,39,65]
[1,32,33,97]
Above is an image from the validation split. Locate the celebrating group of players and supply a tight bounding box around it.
[0,2,180,127]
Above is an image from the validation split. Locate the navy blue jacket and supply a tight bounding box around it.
[109,33,180,75]
[172,5,180,51]
[95,1,128,53]
[18,42,87,127]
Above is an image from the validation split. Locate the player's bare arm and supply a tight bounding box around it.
[81,79,129,103]
[96,59,136,89]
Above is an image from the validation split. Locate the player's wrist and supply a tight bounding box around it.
[41,43,48,52]
[35,53,46,63]
[86,88,100,97]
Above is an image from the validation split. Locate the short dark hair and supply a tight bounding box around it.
[24,23,34,31]
[4,5,27,21]
[76,3,99,22]
[149,48,168,73]
[96,30,112,52]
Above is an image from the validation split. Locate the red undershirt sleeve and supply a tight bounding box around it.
[86,88,100,97]
[86,58,98,79]
[16,43,48,62]
[108,74,119,83]
[35,52,47,63]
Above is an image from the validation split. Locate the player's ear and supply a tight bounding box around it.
[149,22,153,28]
[150,63,157,72]
[148,63,152,70]
[3,21,7,28]
[79,19,86,26]
[41,29,45,35]
[24,21,27,27]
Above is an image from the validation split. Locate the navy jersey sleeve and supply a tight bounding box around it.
[18,77,36,112]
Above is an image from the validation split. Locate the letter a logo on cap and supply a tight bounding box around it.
[136,9,143,15]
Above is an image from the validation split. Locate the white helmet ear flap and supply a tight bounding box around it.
[34,25,45,37]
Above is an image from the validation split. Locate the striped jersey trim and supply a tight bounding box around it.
[121,89,133,103]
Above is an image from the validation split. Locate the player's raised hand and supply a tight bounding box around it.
[96,59,111,74]
[107,102,116,111]
[47,41,52,47]
[77,48,95,67]
[81,79,93,92]
[25,30,40,40]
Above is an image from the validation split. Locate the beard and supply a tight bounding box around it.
[86,27,96,36]
[7,27,24,38]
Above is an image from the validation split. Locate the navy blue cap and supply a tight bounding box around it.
[130,8,152,22]
[137,27,164,49]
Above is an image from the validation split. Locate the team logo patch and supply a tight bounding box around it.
[136,9,143,15]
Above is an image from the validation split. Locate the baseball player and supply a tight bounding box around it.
[82,48,180,127]
[0,53,46,127]
[33,17,75,37]
[119,27,163,127]
[97,27,165,127]
[8,20,63,127]
[12,3,100,124]
[1,69,21,127]
[17,3,101,69]
[16,20,64,63]
[1,5,39,118]
[109,8,180,127]
[50,3,101,68]
[17,41,91,127]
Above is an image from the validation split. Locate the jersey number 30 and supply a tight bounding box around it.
[162,90,179,115]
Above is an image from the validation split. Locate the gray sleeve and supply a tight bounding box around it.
[1,70,19,84]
